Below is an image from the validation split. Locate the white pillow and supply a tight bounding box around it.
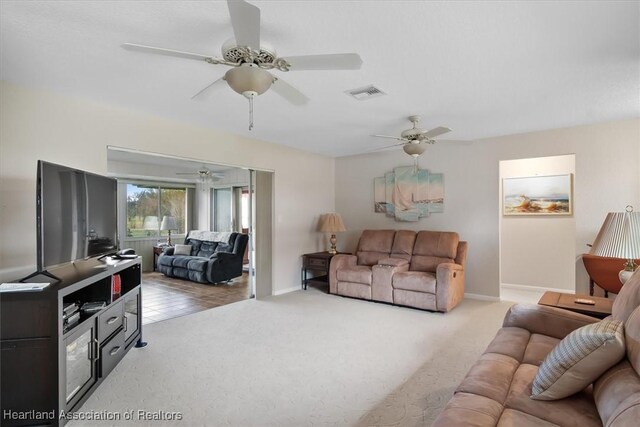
[173,244,192,256]
[531,319,625,400]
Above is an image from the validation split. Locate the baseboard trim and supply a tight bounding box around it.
[465,293,500,302]
[500,283,573,294]
[273,286,301,296]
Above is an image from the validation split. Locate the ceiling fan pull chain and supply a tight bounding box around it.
[248,96,254,131]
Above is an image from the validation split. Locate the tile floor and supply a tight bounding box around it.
[141,272,250,324]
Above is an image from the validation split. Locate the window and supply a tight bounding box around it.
[213,188,232,232]
[126,184,186,238]
[241,189,250,230]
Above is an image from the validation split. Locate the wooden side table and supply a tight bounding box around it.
[301,252,346,290]
[153,245,170,271]
[538,291,613,319]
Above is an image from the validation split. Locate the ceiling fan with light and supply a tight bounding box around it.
[372,115,452,161]
[175,167,224,184]
[122,0,363,130]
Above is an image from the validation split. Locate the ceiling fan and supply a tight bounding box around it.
[176,167,224,184]
[372,115,452,159]
[122,0,363,130]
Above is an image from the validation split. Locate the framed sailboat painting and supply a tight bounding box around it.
[503,174,573,216]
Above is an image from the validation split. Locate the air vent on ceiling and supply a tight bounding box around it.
[346,85,386,100]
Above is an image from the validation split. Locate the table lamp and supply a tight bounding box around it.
[160,216,178,246]
[590,205,640,284]
[318,213,346,254]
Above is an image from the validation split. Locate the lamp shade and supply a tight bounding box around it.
[590,209,640,259]
[403,143,427,157]
[160,216,178,231]
[143,216,159,230]
[318,213,346,233]
[225,64,273,96]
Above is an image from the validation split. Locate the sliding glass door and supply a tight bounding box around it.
[212,187,232,231]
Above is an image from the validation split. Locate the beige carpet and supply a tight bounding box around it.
[71,289,514,426]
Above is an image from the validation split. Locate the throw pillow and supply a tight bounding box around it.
[173,244,192,256]
[531,319,625,401]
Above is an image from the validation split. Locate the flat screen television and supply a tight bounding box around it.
[37,160,118,270]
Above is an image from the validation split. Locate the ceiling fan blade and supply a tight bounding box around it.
[271,78,310,105]
[227,0,261,52]
[122,43,212,61]
[175,173,200,176]
[281,53,363,71]
[369,142,406,152]
[421,126,452,139]
[371,134,407,142]
[191,77,227,100]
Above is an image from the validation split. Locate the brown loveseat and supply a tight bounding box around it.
[328,229,467,312]
[433,270,640,426]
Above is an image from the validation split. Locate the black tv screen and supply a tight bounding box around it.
[37,161,118,270]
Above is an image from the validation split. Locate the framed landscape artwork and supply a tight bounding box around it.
[503,174,573,216]
[374,166,444,222]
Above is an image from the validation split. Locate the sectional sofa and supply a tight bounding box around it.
[328,229,467,312]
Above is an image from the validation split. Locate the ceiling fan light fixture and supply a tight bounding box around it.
[224,63,275,131]
[123,0,363,132]
[403,144,427,157]
[224,64,274,96]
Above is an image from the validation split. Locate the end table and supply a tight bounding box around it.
[538,291,613,319]
[153,245,171,271]
[301,252,346,291]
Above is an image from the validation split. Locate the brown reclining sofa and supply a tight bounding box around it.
[329,229,467,312]
[433,269,640,426]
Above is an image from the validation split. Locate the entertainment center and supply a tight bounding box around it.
[1,258,143,426]
[0,160,146,426]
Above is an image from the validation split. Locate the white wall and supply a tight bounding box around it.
[107,159,199,183]
[335,119,640,298]
[0,82,335,293]
[499,155,576,290]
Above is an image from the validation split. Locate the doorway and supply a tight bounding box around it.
[210,186,250,234]
[211,185,251,276]
[499,154,576,303]
[107,146,274,323]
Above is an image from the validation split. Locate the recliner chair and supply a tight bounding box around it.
[329,229,396,300]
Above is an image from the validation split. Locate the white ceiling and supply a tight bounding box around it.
[1,1,638,157]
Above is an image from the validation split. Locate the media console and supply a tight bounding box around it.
[1,257,144,426]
